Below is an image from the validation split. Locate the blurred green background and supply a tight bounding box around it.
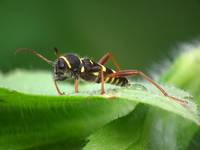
[0,0,200,72]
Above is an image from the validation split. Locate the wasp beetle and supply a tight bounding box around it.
[17,48,187,105]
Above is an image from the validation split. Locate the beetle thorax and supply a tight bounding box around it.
[54,54,82,81]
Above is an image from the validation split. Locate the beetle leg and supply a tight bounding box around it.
[98,52,120,71]
[100,68,105,95]
[107,70,188,105]
[75,79,79,93]
[54,80,65,95]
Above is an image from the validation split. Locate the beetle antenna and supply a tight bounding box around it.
[16,48,54,66]
[54,47,61,58]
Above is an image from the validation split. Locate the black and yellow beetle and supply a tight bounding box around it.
[17,48,187,105]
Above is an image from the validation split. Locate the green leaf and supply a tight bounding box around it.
[161,46,200,98]
[84,104,199,150]
[0,70,199,149]
[144,47,200,150]
[0,88,136,150]
[84,48,200,150]
[159,47,200,149]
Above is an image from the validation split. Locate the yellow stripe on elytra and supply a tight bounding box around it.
[81,66,85,72]
[79,58,83,64]
[105,77,110,82]
[110,77,115,83]
[59,56,72,69]
[115,79,119,84]
[111,69,116,73]
[99,64,106,72]
[92,72,99,76]
[90,60,93,64]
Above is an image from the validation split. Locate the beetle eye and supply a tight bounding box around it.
[58,59,66,69]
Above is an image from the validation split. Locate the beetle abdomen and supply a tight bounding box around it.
[80,58,129,86]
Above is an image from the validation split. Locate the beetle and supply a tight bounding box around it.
[17,48,187,105]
